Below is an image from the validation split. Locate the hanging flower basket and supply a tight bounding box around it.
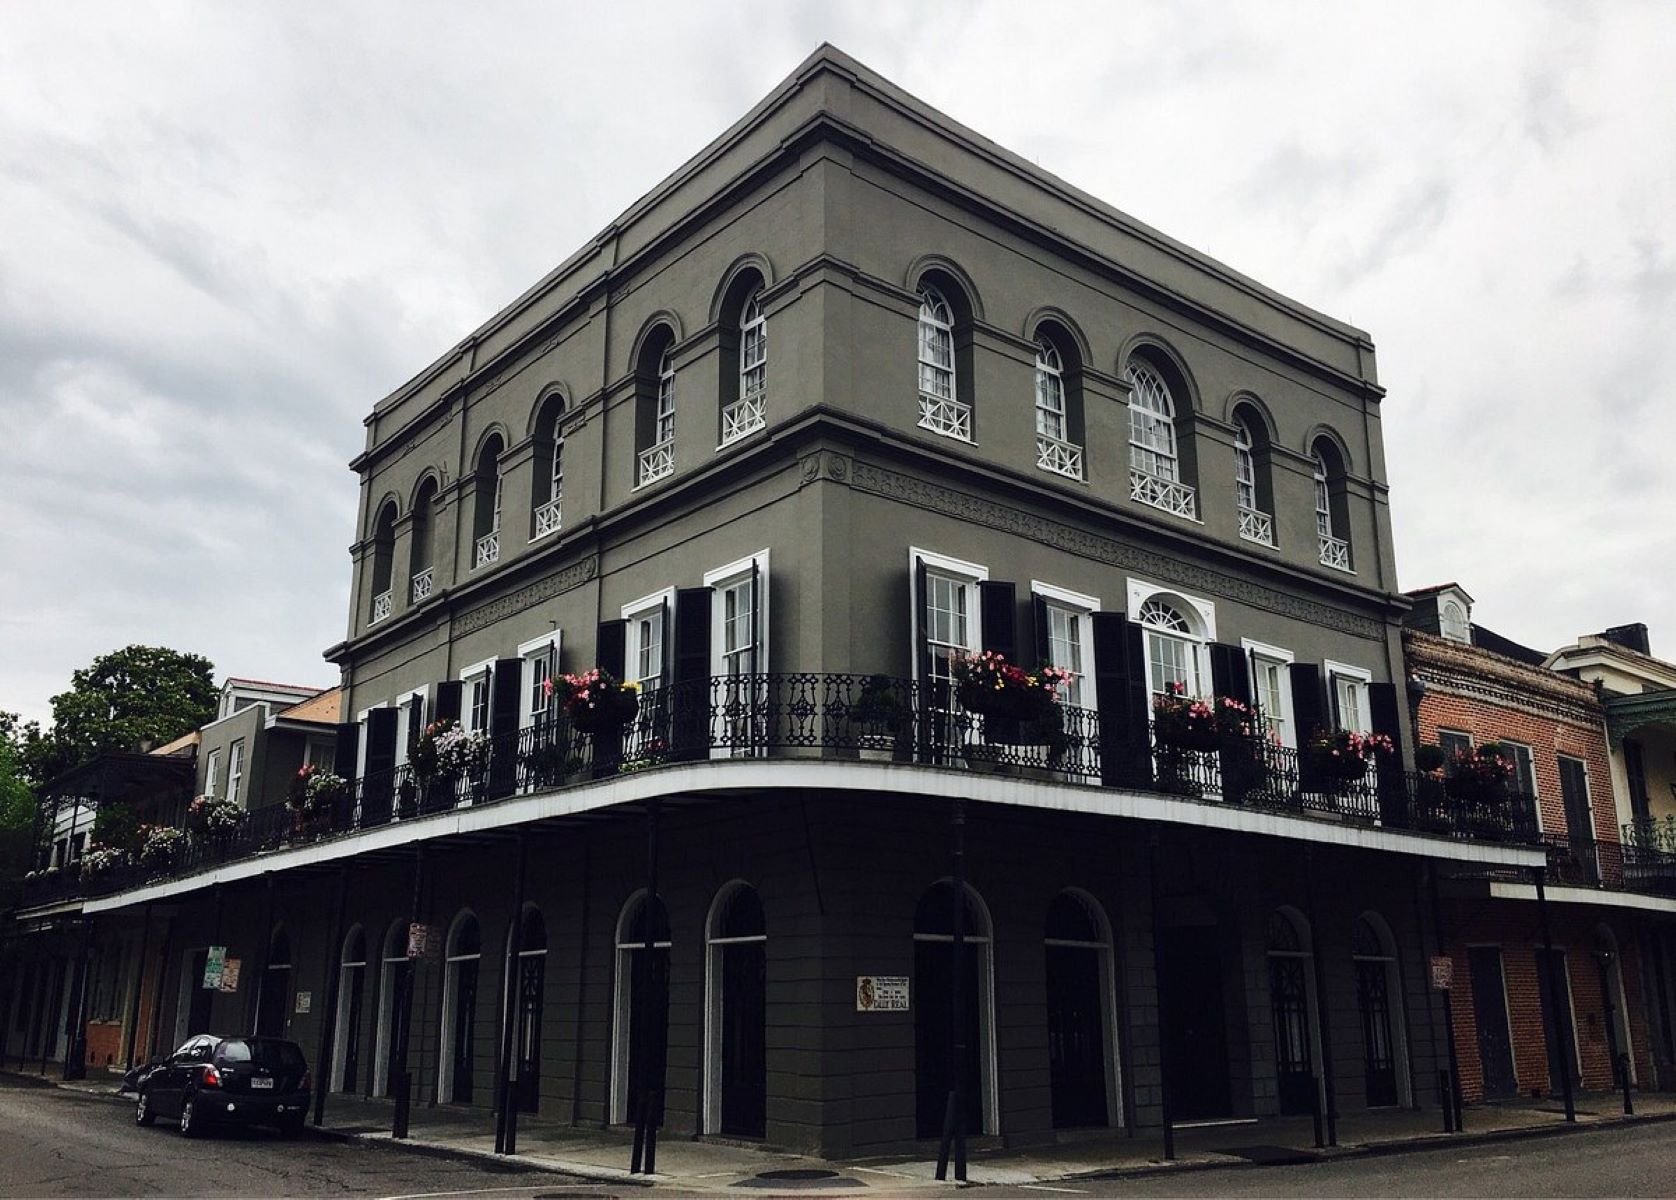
[1306,729,1393,785]
[949,652,1071,723]
[559,669,641,735]
[1151,684,1220,752]
[1444,745,1513,803]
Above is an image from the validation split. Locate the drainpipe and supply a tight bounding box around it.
[1534,867,1576,1122]
[935,796,968,1183]
[313,866,349,1128]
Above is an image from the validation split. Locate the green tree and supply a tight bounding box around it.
[28,646,218,784]
[0,712,39,911]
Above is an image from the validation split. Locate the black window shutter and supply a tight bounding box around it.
[1367,681,1406,826]
[1209,643,1251,705]
[1031,593,1051,671]
[597,619,627,681]
[672,587,713,761]
[1290,663,1325,792]
[978,581,1017,662]
[913,556,930,682]
[334,722,360,781]
[487,657,523,799]
[363,707,399,825]
[750,560,762,670]
[434,680,464,726]
[1092,612,1149,788]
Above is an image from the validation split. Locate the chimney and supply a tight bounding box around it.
[1602,623,1651,656]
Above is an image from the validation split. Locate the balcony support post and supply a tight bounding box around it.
[1534,866,1576,1122]
[495,832,529,1156]
[1148,828,1175,1161]
[62,915,93,1081]
[1304,845,1338,1146]
[935,795,969,1182]
[392,847,426,1140]
[123,903,153,1071]
[1426,863,1464,1130]
[248,872,276,1034]
[312,866,349,1128]
[630,798,662,1175]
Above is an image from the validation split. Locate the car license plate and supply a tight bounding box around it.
[252,1077,274,1089]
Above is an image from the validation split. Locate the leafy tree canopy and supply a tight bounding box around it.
[0,714,37,910]
[25,645,217,784]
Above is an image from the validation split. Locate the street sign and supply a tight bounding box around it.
[856,975,910,1012]
[1430,955,1454,991]
[202,946,226,990]
[220,958,242,993]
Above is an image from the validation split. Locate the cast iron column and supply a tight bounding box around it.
[63,916,94,1081]
[1428,863,1464,1130]
[249,873,277,1034]
[313,866,349,1127]
[935,795,968,1182]
[631,799,662,1175]
[1534,866,1576,1122]
[393,846,426,1139]
[124,904,154,1071]
[495,832,529,1155]
[1304,846,1338,1146]
[1149,829,1175,1161]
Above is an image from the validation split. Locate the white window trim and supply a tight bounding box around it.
[1242,638,1297,748]
[459,660,494,735]
[355,702,389,779]
[1324,660,1374,734]
[1126,577,1218,642]
[517,632,563,731]
[394,686,430,770]
[622,588,676,689]
[203,750,221,799]
[704,549,771,676]
[226,740,245,805]
[1031,581,1101,711]
[1499,739,1542,833]
[908,547,988,684]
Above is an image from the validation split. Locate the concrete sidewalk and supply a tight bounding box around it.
[13,1065,1676,1192]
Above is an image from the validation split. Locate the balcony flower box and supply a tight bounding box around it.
[187,794,246,840]
[1306,729,1393,785]
[1444,744,1514,804]
[1152,685,1221,753]
[137,825,186,875]
[950,652,1071,724]
[558,669,641,736]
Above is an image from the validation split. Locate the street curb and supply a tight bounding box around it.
[1056,1109,1676,1187]
[308,1124,647,1186]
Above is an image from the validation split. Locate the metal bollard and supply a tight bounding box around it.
[1619,1052,1634,1116]
[1438,1069,1454,1133]
[1311,1082,1325,1148]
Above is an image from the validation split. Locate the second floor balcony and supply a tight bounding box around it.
[1130,469,1197,520]
[39,674,1548,907]
[410,566,433,603]
[474,530,500,569]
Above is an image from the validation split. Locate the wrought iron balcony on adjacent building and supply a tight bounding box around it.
[34,674,1549,907]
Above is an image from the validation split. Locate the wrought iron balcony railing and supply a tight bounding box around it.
[28,674,1553,906]
[638,440,674,485]
[1035,434,1084,480]
[474,530,500,569]
[1239,506,1274,547]
[1319,534,1351,571]
[410,567,433,604]
[371,590,392,624]
[533,499,562,540]
[1131,469,1198,520]
[1621,818,1676,894]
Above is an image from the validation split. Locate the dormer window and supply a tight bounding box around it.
[1440,599,1470,643]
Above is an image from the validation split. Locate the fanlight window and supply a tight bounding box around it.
[1138,597,1199,699]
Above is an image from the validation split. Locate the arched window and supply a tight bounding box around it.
[916,285,968,441]
[514,907,547,1113]
[1034,331,1085,480]
[532,396,566,541]
[1126,358,1197,518]
[636,327,677,485]
[1232,409,1274,546]
[472,435,504,569]
[410,477,437,603]
[439,912,482,1104]
[333,926,367,1093]
[1265,909,1321,1116]
[1439,600,1469,643]
[1312,438,1351,571]
[1352,913,1407,1107]
[612,892,671,1126]
[1594,924,1636,1087]
[913,880,996,1138]
[723,290,768,445]
[256,927,292,1038]
[369,502,397,624]
[1043,891,1118,1129]
[373,920,409,1098]
[705,882,767,1137]
[1138,596,1205,700]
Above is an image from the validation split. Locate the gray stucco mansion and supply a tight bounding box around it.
[12,47,1553,1162]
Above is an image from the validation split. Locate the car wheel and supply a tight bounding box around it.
[178,1094,199,1138]
[135,1089,154,1127]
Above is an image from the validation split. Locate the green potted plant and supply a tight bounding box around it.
[852,674,906,762]
[1151,684,1221,753]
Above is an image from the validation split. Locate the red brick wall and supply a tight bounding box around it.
[1440,899,1651,1102]
[85,1021,124,1069]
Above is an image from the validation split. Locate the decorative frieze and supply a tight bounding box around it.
[843,459,1385,640]
[456,555,599,635]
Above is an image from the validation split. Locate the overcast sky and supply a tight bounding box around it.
[4,1,1674,725]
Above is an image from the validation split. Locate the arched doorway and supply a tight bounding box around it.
[515,907,547,1113]
[256,928,292,1038]
[913,880,995,1139]
[1266,908,1319,1116]
[333,926,367,1093]
[374,920,408,1098]
[705,882,766,1137]
[1044,890,1117,1129]
[1594,924,1636,1085]
[439,911,482,1104]
[612,892,671,1127]
[1352,913,1406,1107]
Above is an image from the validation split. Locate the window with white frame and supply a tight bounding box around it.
[1439,600,1469,642]
[461,663,493,735]
[1032,582,1099,710]
[916,286,967,440]
[656,349,675,445]
[1243,640,1296,747]
[1139,599,1202,699]
[723,291,767,445]
[1126,362,1180,482]
[1035,339,1065,441]
[623,592,672,694]
[1326,661,1372,733]
[204,750,221,799]
[912,549,987,725]
[394,688,427,768]
[518,634,562,730]
[1501,740,1537,796]
[1313,454,1332,539]
[1233,413,1273,545]
[227,740,244,805]
[304,739,336,775]
[706,552,770,754]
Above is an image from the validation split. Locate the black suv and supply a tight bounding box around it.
[135,1034,312,1137]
